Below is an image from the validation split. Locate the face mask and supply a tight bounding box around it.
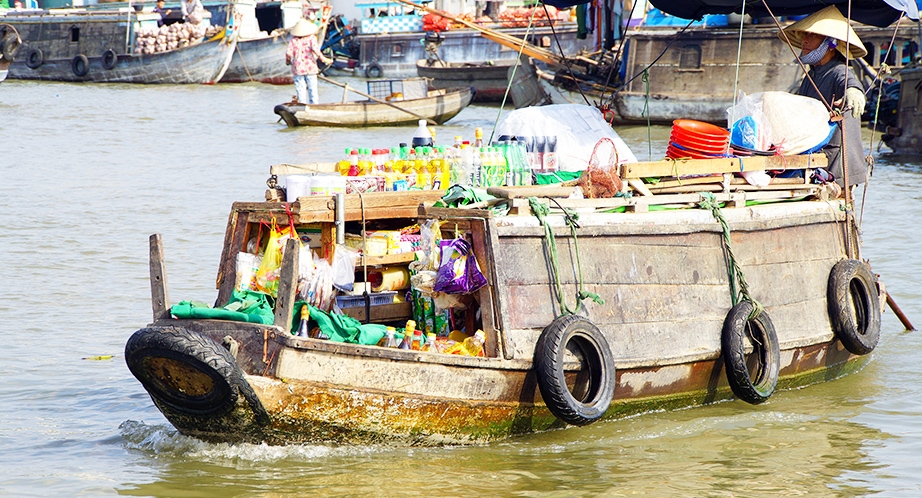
[798,37,837,65]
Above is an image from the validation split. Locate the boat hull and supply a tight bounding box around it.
[128,199,881,445]
[273,87,474,127]
[882,63,922,155]
[416,59,517,102]
[222,34,292,84]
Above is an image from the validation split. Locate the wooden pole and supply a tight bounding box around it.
[887,293,915,331]
[274,238,301,332]
[317,74,437,125]
[149,234,171,322]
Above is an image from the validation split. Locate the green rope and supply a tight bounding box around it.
[528,197,604,316]
[697,193,762,317]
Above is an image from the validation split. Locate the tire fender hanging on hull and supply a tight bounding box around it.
[534,315,616,426]
[827,259,881,355]
[721,300,781,404]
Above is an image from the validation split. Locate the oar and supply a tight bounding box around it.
[887,293,915,331]
[317,74,437,125]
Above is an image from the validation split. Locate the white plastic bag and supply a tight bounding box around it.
[727,91,833,154]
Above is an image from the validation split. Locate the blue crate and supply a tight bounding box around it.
[335,291,397,308]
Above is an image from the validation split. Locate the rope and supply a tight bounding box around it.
[528,197,603,316]
[643,69,652,160]
[490,4,540,144]
[698,192,763,317]
[730,0,747,116]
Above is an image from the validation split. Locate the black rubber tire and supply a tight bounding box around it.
[364,62,382,79]
[721,300,780,404]
[534,315,616,426]
[72,54,89,77]
[125,327,242,416]
[828,259,881,355]
[101,49,117,70]
[1,32,18,61]
[26,47,43,69]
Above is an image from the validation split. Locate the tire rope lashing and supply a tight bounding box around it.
[698,192,763,318]
[528,196,604,316]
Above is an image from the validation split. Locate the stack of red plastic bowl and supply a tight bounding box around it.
[667,119,731,159]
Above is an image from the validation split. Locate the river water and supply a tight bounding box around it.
[1,79,921,497]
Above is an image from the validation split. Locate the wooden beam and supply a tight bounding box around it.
[273,238,301,332]
[149,234,171,322]
[621,154,827,179]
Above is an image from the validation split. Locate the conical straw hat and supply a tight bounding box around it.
[290,19,319,37]
[780,6,867,59]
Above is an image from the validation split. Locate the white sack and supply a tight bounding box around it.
[727,91,834,155]
[495,104,637,172]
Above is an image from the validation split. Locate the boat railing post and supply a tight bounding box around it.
[342,83,349,103]
[273,237,301,331]
[149,233,171,322]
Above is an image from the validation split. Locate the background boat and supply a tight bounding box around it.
[0,23,21,82]
[274,81,474,127]
[2,8,237,84]
[415,58,520,102]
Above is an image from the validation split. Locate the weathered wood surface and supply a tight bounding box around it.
[621,154,827,179]
[274,238,301,331]
[341,302,412,322]
[149,234,171,321]
[215,210,249,307]
[269,162,338,176]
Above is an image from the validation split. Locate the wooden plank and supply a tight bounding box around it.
[628,179,654,197]
[274,238,301,331]
[479,218,511,359]
[359,252,417,267]
[486,185,576,199]
[149,234,171,322]
[419,206,493,219]
[646,174,730,191]
[340,302,413,322]
[269,162,337,176]
[215,211,249,307]
[621,154,827,179]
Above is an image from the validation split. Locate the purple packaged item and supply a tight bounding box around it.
[433,238,488,294]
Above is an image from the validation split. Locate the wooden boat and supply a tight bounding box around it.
[1,8,237,84]
[274,84,474,127]
[124,152,885,446]
[415,58,520,102]
[881,61,922,155]
[0,23,21,82]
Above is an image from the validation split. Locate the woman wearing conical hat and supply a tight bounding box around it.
[286,18,333,105]
[780,6,868,187]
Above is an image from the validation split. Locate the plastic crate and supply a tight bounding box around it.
[335,291,397,308]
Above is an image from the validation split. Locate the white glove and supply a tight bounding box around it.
[845,87,866,119]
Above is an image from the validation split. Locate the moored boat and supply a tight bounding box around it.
[881,60,922,155]
[125,150,885,446]
[1,8,237,84]
[274,80,474,127]
[416,58,520,102]
[0,23,21,82]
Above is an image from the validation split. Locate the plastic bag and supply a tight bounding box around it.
[728,91,833,154]
[235,252,262,292]
[577,137,624,199]
[433,238,487,294]
[331,244,359,292]
[255,222,296,298]
[726,91,773,151]
[299,255,334,311]
[409,219,442,273]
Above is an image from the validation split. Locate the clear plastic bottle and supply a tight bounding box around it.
[423,333,438,352]
[458,144,474,186]
[337,148,353,176]
[383,326,398,347]
[399,320,416,350]
[346,149,360,176]
[543,136,559,174]
[474,127,484,147]
[412,119,433,147]
[411,329,424,350]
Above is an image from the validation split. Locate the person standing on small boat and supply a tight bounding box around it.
[180,0,204,24]
[285,19,332,105]
[780,6,868,187]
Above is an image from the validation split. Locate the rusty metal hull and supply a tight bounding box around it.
[130,199,878,445]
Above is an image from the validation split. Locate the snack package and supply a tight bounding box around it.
[433,238,487,294]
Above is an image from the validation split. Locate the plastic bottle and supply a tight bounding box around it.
[438,147,451,189]
[337,148,353,176]
[423,333,438,352]
[457,144,473,186]
[474,127,483,147]
[383,326,398,347]
[445,330,485,356]
[412,119,433,147]
[347,148,359,176]
[296,304,310,337]
[411,329,424,350]
[493,147,508,187]
[471,147,483,187]
[399,320,416,350]
[543,136,559,174]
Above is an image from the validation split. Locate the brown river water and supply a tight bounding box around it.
[1,79,922,497]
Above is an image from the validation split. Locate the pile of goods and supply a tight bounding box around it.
[452,12,494,28]
[667,119,731,159]
[422,12,452,32]
[133,23,218,54]
[499,6,558,27]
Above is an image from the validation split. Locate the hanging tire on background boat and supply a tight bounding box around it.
[101,49,117,70]
[534,315,616,426]
[828,259,881,355]
[365,62,382,79]
[124,327,267,422]
[721,300,780,404]
[1,31,18,61]
[26,47,43,69]
[72,54,89,77]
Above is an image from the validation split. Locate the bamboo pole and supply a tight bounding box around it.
[887,293,915,331]
[317,74,437,125]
